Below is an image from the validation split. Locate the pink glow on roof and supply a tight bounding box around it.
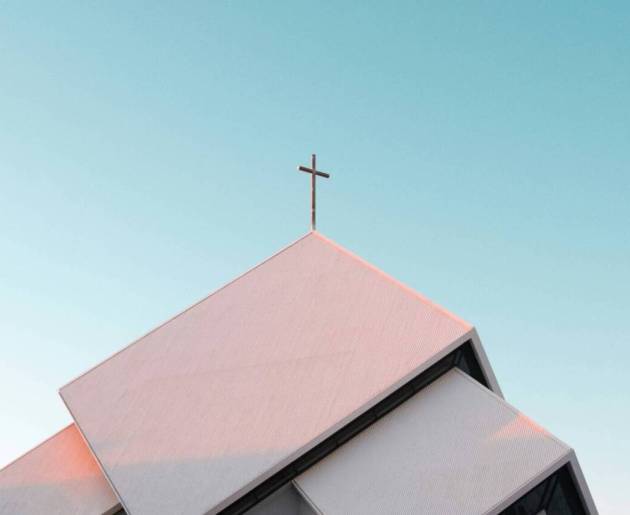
[490,412,553,441]
[0,424,118,515]
[60,232,473,515]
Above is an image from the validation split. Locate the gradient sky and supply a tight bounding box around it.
[1,2,628,512]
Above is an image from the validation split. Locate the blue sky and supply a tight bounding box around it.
[1,2,628,512]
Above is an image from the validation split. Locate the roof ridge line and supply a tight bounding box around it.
[312,231,472,329]
[59,232,315,393]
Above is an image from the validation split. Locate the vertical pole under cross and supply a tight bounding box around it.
[311,154,316,231]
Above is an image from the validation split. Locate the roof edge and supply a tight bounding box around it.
[59,231,315,393]
[0,423,74,474]
[312,231,472,329]
[60,388,130,514]
[454,369,571,452]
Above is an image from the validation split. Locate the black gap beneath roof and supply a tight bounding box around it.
[499,464,588,515]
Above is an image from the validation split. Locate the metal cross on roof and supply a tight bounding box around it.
[297,153,330,231]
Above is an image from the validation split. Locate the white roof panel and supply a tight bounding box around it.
[295,369,571,515]
[60,232,477,515]
[0,424,119,515]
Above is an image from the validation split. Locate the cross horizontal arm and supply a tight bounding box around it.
[298,166,330,178]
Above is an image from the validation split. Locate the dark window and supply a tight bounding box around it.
[500,465,588,515]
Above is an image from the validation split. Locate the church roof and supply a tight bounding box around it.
[295,368,574,515]
[0,424,119,515]
[59,231,493,515]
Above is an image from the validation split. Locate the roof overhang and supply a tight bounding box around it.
[293,369,597,515]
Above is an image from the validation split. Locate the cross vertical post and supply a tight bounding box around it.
[297,153,330,231]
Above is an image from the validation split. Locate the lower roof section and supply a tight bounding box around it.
[0,424,120,515]
[294,369,591,515]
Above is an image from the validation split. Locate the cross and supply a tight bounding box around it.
[297,153,330,231]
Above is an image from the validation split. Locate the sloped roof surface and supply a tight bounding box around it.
[60,231,472,515]
[295,369,570,515]
[0,424,119,515]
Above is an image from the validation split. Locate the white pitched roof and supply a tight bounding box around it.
[59,231,485,515]
[295,369,572,515]
[0,424,119,515]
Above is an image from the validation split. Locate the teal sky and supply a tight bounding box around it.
[1,2,628,512]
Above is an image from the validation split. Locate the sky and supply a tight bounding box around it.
[0,1,628,512]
